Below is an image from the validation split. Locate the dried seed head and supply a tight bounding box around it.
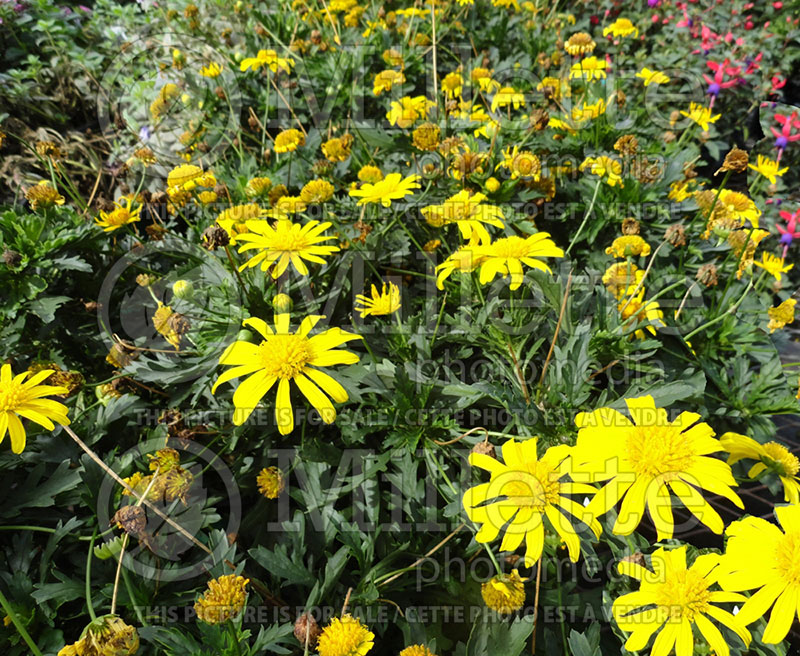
[294,613,321,646]
[471,441,496,459]
[621,217,640,235]
[717,146,749,174]
[665,223,687,247]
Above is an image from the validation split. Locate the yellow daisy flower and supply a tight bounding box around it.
[603,262,644,298]
[234,219,340,278]
[614,546,750,656]
[605,235,650,258]
[719,504,800,644]
[399,645,436,656]
[0,364,70,454]
[571,395,743,539]
[386,96,435,128]
[212,314,361,432]
[754,252,793,280]
[495,147,541,181]
[636,67,670,86]
[216,204,268,237]
[300,179,335,204]
[199,62,223,78]
[95,196,142,232]
[475,233,564,290]
[435,240,486,289]
[603,17,639,38]
[256,466,285,499]
[441,71,463,98]
[564,32,596,56]
[463,437,601,565]
[618,288,664,340]
[768,298,796,333]
[25,180,65,210]
[570,98,606,123]
[481,571,526,614]
[357,165,383,183]
[354,282,400,318]
[322,134,354,162]
[720,432,800,504]
[372,69,405,96]
[421,190,505,243]
[490,86,525,112]
[239,49,294,74]
[348,173,421,206]
[569,56,607,81]
[680,102,721,132]
[317,615,374,656]
[580,155,624,187]
[274,128,306,153]
[748,154,788,185]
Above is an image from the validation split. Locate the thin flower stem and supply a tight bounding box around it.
[0,587,44,656]
[86,528,98,621]
[536,270,573,403]
[227,619,243,656]
[376,523,465,587]
[531,556,544,654]
[684,278,754,341]
[565,178,601,256]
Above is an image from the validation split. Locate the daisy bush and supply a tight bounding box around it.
[2,0,800,655]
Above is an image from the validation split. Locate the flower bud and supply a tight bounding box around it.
[172,280,194,300]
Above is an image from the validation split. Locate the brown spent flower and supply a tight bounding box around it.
[294,612,322,646]
[665,223,687,247]
[202,224,230,250]
[112,505,147,538]
[168,312,191,338]
[696,262,718,287]
[614,134,639,157]
[716,146,749,175]
[471,441,496,458]
[268,183,289,207]
[3,249,22,268]
[529,108,549,131]
[621,217,640,235]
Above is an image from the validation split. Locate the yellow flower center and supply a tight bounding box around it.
[626,424,694,478]
[258,335,310,379]
[776,532,800,585]
[0,381,22,412]
[271,226,314,253]
[105,208,132,226]
[491,236,530,259]
[654,569,711,622]
[764,442,800,477]
[501,462,560,510]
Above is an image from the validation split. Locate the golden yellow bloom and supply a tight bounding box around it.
[754,252,793,280]
[58,615,139,656]
[603,262,644,298]
[300,180,335,204]
[463,438,600,565]
[95,196,141,232]
[240,49,294,73]
[605,235,651,258]
[216,204,268,237]
[194,575,249,624]
[719,504,800,644]
[490,86,525,112]
[357,165,383,183]
[354,282,400,318]
[317,615,374,656]
[636,67,670,86]
[167,164,214,191]
[411,122,441,151]
[26,181,65,210]
[152,303,182,349]
[728,228,770,279]
[495,146,541,181]
[435,240,486,289]
[485,176,500,193]
[768,298,796,333]
[200,62,223,77]
[150,83,180,120]
[441,71,463,98]
[603,17,639,38]
[748,154,788,184]
[614,547,750,656]
[571,395,742,539]
[386,96,435,128]
[274,128,306,153]
[537,76,570,101]
[569,56,606,81]
[349,173,420,206]
[423,239,441,252]
[322,134,354,162]
[373,69,405,96]
[246,177,272,197]
[471,67,500,93]
[196,190,218,205]
[680,102,721,132]
[571,98,606,123]
[235,219,339,277]
[564,32,596,56]
[424,191,504,244]
[256,466,285,498]
[580,155,623,187]
[721,432,800,504]
[618,288,664,339]
[0,364,69,454]
[399,645,436,656]
[481,571,526,614]
[475,233,564,290]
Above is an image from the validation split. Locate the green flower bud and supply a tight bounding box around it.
[272,293,293,314]
[172,279,195,300]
